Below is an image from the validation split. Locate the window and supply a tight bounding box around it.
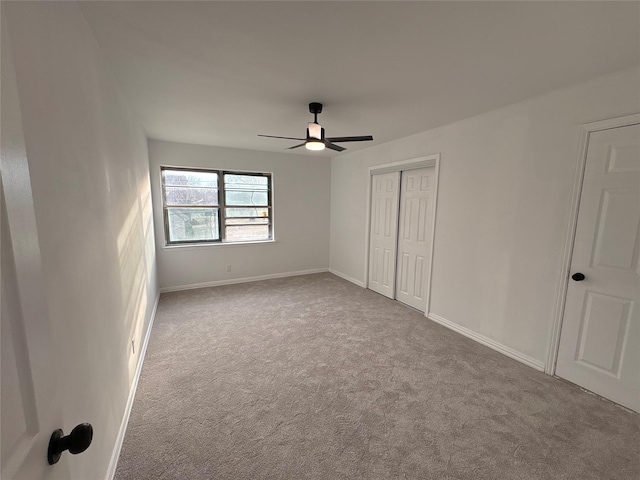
[161,167,272,245]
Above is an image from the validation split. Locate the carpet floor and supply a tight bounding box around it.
[115,273,639,479]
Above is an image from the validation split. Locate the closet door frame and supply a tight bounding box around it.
[364,154,441,316]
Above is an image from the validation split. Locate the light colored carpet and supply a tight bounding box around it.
[115,273,639,479]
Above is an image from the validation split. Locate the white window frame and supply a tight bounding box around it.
[161,166,273,246]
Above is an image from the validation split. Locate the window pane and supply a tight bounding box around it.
[166,208,219,242]
[162,170,218,188]
[226,218,269,225]
[225,225,269,242]
[226,207,269,218]
[224,174,268,190]
[224,174,269,206]
[225,190,268,206]
[164,186,218,206]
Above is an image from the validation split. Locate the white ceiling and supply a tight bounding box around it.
[79,1,639,156]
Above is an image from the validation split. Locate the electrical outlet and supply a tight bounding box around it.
[131,338,135,354]
[226,265,232,272]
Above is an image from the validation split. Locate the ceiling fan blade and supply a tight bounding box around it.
[324,141,346,152]
[287,143,307,150]
[325,135,373,143]
[258,134,306,141]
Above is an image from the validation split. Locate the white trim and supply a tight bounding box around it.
[428,313,545,372]
[423,156,440,316]
[328,268,366,288]
[363,171,373,288]
[162,239,277,250]
[546,113,640,375]
[574,113,640,133]
[368,155,438,175]
[106,292,161,480]
[159,268,329,293]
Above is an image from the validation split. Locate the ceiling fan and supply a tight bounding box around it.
[258,102,373,152]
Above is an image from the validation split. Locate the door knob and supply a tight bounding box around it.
[571,272,586,281]
[48,423,93,465]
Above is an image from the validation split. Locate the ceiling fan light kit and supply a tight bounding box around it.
[258,102,373,153]
[306,139,325,151]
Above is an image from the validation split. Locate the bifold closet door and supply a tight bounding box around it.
[368,172,400,298]
[395,167,434,312]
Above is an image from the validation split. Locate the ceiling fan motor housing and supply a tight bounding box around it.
[309,102,323,115]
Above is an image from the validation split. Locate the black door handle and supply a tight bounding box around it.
[571,273,585,281]
[48,423,93,465]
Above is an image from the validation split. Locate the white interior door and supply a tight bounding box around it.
[395,168,435,312]
[1,15,69,475]
[1,179,70,480]
[368,172,400,298]
[556,123,640,412]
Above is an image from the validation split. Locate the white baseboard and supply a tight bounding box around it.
[105,291,160,480]
[427,313,545,372]
[159,268,329,293]
[328,268,366,288]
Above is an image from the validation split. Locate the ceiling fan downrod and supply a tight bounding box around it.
[309,102,323,124]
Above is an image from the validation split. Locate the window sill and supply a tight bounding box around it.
[162,239,277,251]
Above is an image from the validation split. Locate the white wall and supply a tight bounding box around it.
[3,3,158,479]
[149,140,331,290]
[330,67,640,367]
